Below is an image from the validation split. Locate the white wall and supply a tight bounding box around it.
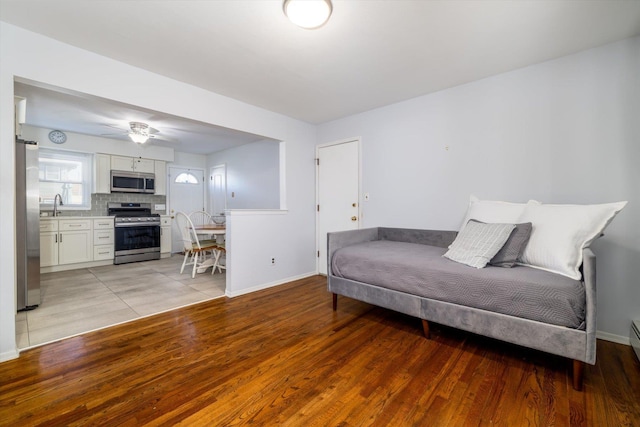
[318,36,640,341]
[0,22,317,361]
[208,139,280,209]
[173,151,207,169]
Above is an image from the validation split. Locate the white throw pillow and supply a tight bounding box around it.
[517,201,627,280]
[460,195,540,231]
[444,220,516,269]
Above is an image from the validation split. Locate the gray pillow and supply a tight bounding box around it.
[443,220,516,268]
[488,221,533,267]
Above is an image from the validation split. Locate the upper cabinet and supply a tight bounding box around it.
[94,153,111,194]
[154,160,167,196]
[111,155,155,173]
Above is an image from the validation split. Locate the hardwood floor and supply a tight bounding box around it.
[1,275,639,426]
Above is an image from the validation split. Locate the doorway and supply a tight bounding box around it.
[169,166,206,253]
[209,164,227,216]
[316,139,361,275]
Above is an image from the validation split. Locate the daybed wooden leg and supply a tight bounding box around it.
[421,319,431,339]
[572,360,584,391]
[332,293,337,311]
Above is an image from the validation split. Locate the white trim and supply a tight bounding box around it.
[225,271,316,298]
[315,137,362,274]
[0,348,19,362]
[225,209,288,216]
[596,330,630,345]
[279,141,287,210]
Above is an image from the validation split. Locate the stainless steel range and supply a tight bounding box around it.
[108,202,161,265]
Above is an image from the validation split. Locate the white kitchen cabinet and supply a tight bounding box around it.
[40,232,59,267]
[134,158,155,173]
[160,215,172,256]
[110,155,133,172]
[111,155,155,173]
[41,219,93,267]
[59,230,93,264]
[154,160,167,196]
[39,220,59,268]
[93,218,114,261]
[58,219,93,265]
[94,153,111,193]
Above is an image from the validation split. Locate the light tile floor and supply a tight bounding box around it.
[16,255,226,349]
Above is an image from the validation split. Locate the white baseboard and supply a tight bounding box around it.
[226,271,317,298]
[0,348,19,363]
[596,330,630,345]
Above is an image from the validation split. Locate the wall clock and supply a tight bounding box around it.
[48,130,67,144]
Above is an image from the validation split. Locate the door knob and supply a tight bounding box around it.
[351,216,357,221]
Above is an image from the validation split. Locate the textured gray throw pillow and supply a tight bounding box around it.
[443,221,516,269]
[487,221,533,267]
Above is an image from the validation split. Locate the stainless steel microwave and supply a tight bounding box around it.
[110,170,155,194]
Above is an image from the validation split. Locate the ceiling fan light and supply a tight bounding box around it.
[283,0,332,29]
[129,133,149,144]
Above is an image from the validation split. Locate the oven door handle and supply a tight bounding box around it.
[114,222,161,228]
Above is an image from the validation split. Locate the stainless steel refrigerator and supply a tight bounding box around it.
[16,137,40,311]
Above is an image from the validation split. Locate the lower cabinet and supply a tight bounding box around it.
[93,218,115,261]
[40,232,59,268]
[40,218,114,269]
[58,229,93,265]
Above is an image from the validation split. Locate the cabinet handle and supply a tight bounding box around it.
[69,224,82,227]
[59,234,62,243]
[98,236,109,239]
[55,234,57,243]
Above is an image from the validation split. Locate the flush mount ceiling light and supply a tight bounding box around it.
[128,121,150,144]
[283,0,332,29]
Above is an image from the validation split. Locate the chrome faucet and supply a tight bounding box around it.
[53,194,63,217]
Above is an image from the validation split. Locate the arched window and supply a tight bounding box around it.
[174,172,199,184]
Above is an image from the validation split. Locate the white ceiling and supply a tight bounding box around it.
[3,1,640,152]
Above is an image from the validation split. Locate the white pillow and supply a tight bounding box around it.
[444,220,516,269]
[518,201,627,280]
[460,195,540,231]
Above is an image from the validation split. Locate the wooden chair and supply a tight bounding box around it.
[189,210,215,228]
[210,242,226,274]
[190,210,226,274]
[175,211,220,278]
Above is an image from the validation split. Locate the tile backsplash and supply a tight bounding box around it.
[42,193,168,217]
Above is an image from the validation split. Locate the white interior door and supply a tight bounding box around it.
[209,164,227,216]
[169,166,205,253]
[317,139,360,275]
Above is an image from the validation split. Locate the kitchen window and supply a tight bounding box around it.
[39,148,92,210]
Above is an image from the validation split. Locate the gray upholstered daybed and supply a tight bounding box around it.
[327,227,596,390]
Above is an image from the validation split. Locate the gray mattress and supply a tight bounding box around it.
[331,240,585,329]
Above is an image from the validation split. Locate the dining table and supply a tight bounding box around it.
[193,224,226,273]
[193,224,226,235]
[194,224,226,243]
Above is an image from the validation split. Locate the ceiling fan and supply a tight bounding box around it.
[101,121,163,144]
[127,121,155,144]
